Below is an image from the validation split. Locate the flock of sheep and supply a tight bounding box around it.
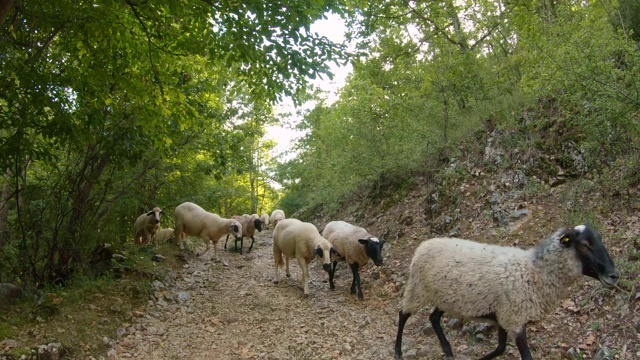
[132,203,620,360]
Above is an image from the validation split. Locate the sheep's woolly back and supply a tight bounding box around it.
[401,231,583,336]
[174,202,242,241]
[260,213,270,226]
[232,215,260,237]
[270,209,285,226]
[273,219,332,265]
[155,228,175,243]
[322,221,377,266]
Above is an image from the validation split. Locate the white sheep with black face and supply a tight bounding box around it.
[224,214,263,254]
[133,207,164,245]
[322,220,385,300]
[394,224,620,360]
[174,202,242,261]
[272,218,339,297]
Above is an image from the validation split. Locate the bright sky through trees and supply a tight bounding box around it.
[266,13,352,159]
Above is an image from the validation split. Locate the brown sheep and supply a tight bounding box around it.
[224,215,264,254]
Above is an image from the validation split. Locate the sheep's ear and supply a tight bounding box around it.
[146,211,154,216]
[358,239,368,245]
[314,247,323,257]
[559,229,578,248]
[330,247,341,258]
[160,211,165,216]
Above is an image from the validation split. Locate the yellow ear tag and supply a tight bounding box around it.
[561,236,570,244]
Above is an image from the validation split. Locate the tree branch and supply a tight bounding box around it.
[24,23,66,65]
[0,0,14,28]
[124,0,165,97]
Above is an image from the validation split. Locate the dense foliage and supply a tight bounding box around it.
[278,0,640,214]
[0,0,348,287]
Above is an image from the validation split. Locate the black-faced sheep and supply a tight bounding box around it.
[133,207,164,245]
[174,202,243,261]
[270,209,285,228]
[272,218,339,297]
[322,220,384,301]
[155,228,175,243]
[394,224,620,360]
[224,215,263,254]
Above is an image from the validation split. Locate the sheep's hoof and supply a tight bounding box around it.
[273,280,279,284]
[286,273,291,278]
[302,293,310,299]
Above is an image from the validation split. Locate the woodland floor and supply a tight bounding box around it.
[114,198,638,360]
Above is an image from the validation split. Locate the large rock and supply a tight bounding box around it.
[0,283,22,306]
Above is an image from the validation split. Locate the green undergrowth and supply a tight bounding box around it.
[0,240,186,358]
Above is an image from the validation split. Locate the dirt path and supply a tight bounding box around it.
[117,229,520,360]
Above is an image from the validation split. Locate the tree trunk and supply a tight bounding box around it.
[0,170,12,249]
[0,0,14,28]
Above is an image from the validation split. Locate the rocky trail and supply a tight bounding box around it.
[110,229,525,360]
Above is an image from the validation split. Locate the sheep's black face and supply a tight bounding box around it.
[566,224,619,287]
[315,247,332,272]
[254,219,263,232]
[358,238,384,266]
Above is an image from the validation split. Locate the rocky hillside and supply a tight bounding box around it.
[302,124,640,359]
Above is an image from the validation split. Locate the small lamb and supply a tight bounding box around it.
[394,224,619,359]
[155,228,175,243]
[322,220,384,300]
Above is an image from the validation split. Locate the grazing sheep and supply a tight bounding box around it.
[155,228,175,243]
[133,207,164,245]
[273,218,339,296]
[260,213,270,227]
[224,215,264,254]
[322,220,385,300]
[270,209,285,228]
[394,224,620,360]
[174,202,243,261]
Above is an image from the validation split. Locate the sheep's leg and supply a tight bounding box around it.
[247,236,255,252]
[394,310,411,358]
[285,257,291,277]
[273,248,281,283]
[224,234,230,250]
[238,237,243,255]
[350,263,364,300]
[297,257,310,296]
[211,240,219,261]
[479,326,507,360]
[233,238,241,254]
[514,326,533,360]
[430,308,454,359]
[329,260,338,290]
